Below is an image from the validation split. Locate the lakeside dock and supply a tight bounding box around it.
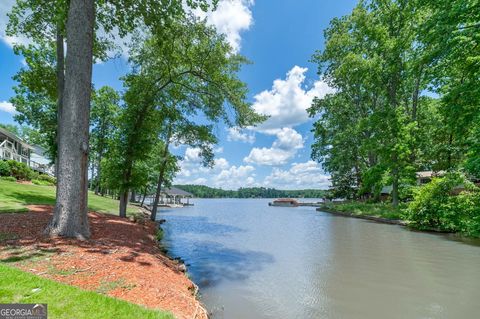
[269,198,325,207]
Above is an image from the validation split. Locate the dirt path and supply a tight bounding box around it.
[0,205,208,319]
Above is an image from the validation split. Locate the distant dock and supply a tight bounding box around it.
[268,198,324,207]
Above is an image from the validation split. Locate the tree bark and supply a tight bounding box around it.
[392,153,399,208]
[411,66,423,122]
[45,0,95,239]
[151,128,172,221]
[130,190,136,202]
[119,191,129,218]
[118,162,133,217]
[54,26,65,177]
[94,150,103,195]
[90,161,95,190]
[140,187,147,207]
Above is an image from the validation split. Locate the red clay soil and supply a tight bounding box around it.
[0,205,208,319]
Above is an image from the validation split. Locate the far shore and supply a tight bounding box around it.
[317,206,408,226]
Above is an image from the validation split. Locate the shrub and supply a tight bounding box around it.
[0,176,17,182]
[156,228,164,241]
[6,160,34,181]
[32,179,54,186]
[406,172,480,237]
[37,174,56,185]
[0,160,11,176]
[30,171,39,181]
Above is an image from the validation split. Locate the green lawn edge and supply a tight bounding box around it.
[0,264,173,319]
[0,180,140,216]
[319,202,406,220]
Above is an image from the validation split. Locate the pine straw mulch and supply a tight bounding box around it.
[0,205,208,319]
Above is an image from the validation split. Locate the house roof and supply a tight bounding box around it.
[0,127,34,149]
[161,187,193,197]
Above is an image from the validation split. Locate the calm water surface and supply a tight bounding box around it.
[160,199,480,319]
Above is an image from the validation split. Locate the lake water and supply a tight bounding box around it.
[160,198,480,319]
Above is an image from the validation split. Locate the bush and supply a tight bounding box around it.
[32,179,54,186]
[0,160,11,176]
[156,228,164,241]
[406,172,480,237]
[30,171,39,180]
[0,176,17,182]
[37,174,56,185]
[6,160,34,181]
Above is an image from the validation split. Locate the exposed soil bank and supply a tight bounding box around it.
[317,206,408,226]
[0,205,207,319]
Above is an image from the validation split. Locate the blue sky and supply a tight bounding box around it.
[0,0,358,190]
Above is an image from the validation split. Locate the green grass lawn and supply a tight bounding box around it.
[0,179,140,215]
[0,264,173,319]
[320,201,406,220]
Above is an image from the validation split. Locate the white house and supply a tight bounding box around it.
[0,127,54,176]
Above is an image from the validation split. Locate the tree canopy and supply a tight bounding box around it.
[309,0,480,205]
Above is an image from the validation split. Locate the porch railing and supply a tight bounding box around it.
[0,144,55,176]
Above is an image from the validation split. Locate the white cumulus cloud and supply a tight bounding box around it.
[264,161,331,190]
[244,128,303,166]
[214,157,230,170]
[184,147,202,162]
[251,65,334,133]
[194,0,254,52]
[227,127,255,143]
[0,101,16,114]
[210,164,257,189]
[175,147,257,189]
[0,0,31,47]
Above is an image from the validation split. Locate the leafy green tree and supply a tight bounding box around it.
[310,0,435,206]
[0,124,21,136]
[7,0,218,238]
[417,0,480,171]
[115,17,264,218]
[406,172,480,236]
[89,86,120,195]
[10,42,58,159]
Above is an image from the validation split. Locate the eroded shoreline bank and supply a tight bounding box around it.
[0,205,208,319]
[317,206,408,225]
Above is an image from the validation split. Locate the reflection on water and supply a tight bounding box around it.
[160,199,480,319]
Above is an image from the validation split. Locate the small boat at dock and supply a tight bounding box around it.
[268,199,325,207]
[268,198,299,207]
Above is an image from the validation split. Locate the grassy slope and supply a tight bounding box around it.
[0,264,172,319]
[0,180,140,215]
[320,202,406,220]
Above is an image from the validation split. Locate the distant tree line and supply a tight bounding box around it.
[174,185,328,199]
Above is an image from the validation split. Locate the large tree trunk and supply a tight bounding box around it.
[118,163,133,217]
[140,187,147,207]
[45,0,95,239]
[392,159,399,208]
[119,191,129,218]
[54,27,65,177]
[151,129,172,221]
[151,168,166,221]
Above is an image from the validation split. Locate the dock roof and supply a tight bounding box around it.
[161,187,193,197]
